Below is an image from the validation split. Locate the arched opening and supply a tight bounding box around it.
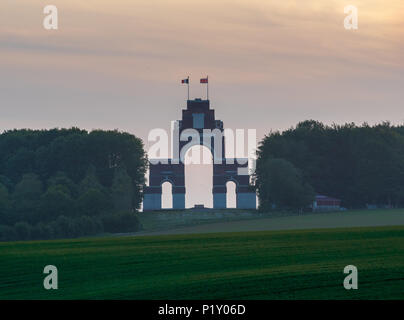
[184,145,213,208]
[161,181,173,209]
[226,181,237,208]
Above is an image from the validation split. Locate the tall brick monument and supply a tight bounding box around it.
[143,99,256,210]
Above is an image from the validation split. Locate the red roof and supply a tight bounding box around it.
[315,194,341,206]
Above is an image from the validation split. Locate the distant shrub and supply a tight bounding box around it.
[30,222,54,240]
[75,215,103,236]
[101,211,142,233]
[14,222,32,241]
[0,211,140,241]
[39,222,54,239]
[39,186,75,221]
[30,224,42,240]
[52,215,74,239]
[0,225,17,241]
[77,189,113,217]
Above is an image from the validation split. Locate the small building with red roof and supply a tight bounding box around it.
[312,194,341,211]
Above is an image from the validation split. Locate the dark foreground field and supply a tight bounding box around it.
[0,226,403,299]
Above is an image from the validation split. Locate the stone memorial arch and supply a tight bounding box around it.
[143,99,256,210]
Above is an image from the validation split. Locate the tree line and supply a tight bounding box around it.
[255,120,404,211]
[2,121,404,240]
[0,128,147,241]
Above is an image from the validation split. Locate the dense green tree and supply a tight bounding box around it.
[0,175,13,191]
[39,185,75,222]
[79,166,104,194]
[75,215,103,236]
[111,166,134,212]
[0,128,146,241]
[255,158,314,211]
[14,222,31,241]
[0,225,17,241]
[0,183,11,225]
[257,121,404,208]
[77,189,113,217]
[101,211,142,233]
[5,148,36,183]
[12,173,43,223]
[51,216,74,239]
[47,172,78,197]
[31,222,54,240]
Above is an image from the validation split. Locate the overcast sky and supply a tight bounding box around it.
[1,0,403,207]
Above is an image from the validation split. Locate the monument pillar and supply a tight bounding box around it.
[173,186,186,210]
[213,185,226,209]
[143,186,162,211]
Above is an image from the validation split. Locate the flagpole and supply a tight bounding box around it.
[187,76,190,100]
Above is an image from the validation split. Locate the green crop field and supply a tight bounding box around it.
[0,226,403,299]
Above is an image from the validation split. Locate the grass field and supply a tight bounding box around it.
[1,225,403,299]
[135,208,404,236]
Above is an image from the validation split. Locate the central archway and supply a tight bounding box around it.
[184,145,213,208]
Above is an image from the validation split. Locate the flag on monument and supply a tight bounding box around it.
[181,78,189,84]
[200,77,208,83]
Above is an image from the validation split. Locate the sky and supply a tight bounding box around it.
[1,0,403,208]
